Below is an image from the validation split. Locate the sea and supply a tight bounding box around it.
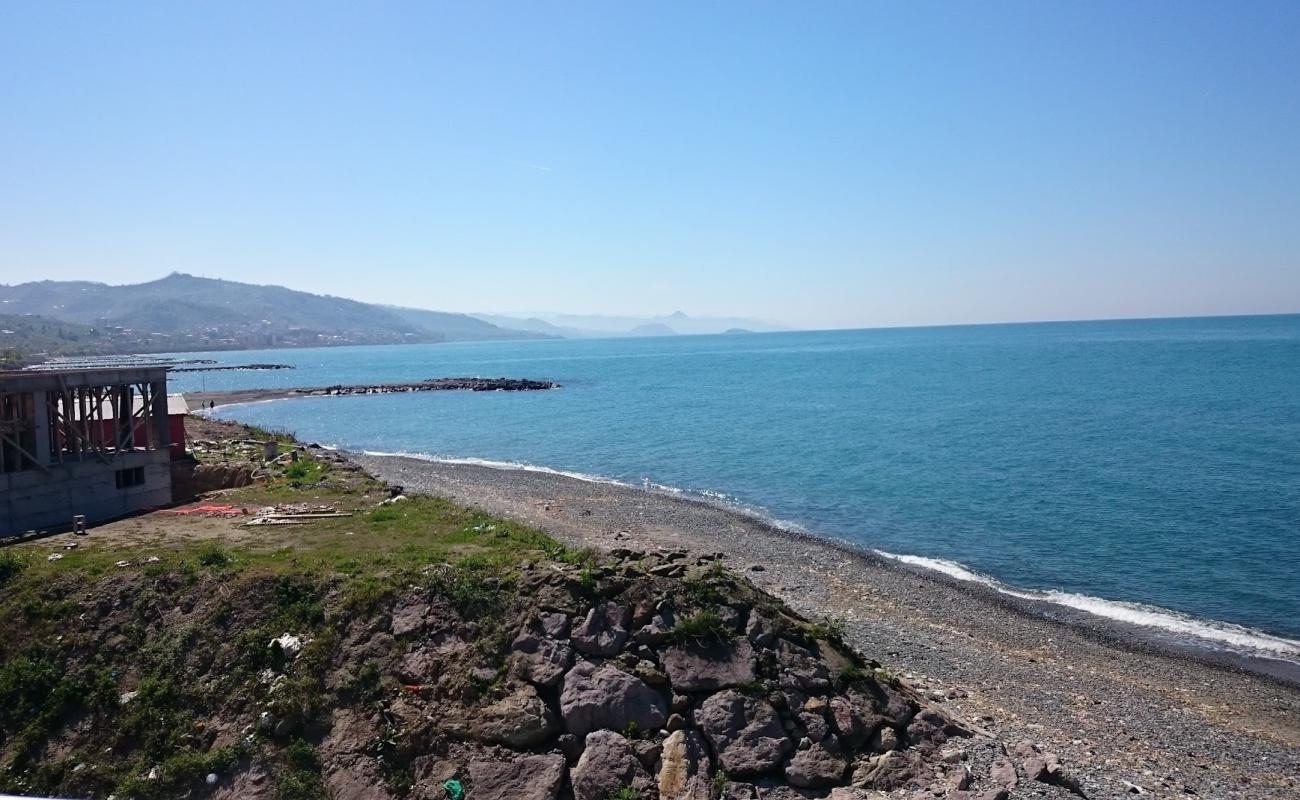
[167,315,1300,666]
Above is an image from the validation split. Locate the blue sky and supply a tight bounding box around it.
[2,1,1298,329]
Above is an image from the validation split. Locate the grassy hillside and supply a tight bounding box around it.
[0,275,542,357]
[0,313,138,367]
[0,420,983,800]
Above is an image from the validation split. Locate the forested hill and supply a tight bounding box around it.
[0,274,545,358]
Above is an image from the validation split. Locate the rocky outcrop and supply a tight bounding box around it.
[660,638,756,691]
[510,628,574,687]
[785,738,850,788]
[571,601,631,656]
[658,729,712,800]
[696,690,792,777]
[571,730,653,800]
[45,539,1047,800]
[466,755,565,800]
[452,684,558,748]
[559,660,668,738]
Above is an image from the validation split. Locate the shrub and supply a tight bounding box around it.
[837,663,869,686]
[195,542,231,568]
[0,549,27,586]
[807,615,847,643]
[669,611,733,645]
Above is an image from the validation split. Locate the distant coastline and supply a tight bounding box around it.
[188,377,560,408]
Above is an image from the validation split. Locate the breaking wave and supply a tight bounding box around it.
[873,552,1300,663]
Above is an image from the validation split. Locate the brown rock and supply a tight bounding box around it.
[571,730,653,800]
[560,661,668,738]
[784,738,850,788]
[466,755,565,800]
[571,601,631,656]
[990,758,1017,788]
[510,630,574,688]
[390,601,430,636]
[452,684,558,748]
[695,689,791,778]
[658,729,713,800]
[661,638,757,691]
[776,639,832,692]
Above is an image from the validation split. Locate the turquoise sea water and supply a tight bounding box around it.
[174,315,1300,661]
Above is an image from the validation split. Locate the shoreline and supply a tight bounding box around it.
[351,450,1300,682]
[348,450,1300,798]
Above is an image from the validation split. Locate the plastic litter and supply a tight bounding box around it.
[47,553,64,562]
[442,779,464,800]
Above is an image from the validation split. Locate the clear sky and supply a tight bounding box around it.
[3,1,1299,329]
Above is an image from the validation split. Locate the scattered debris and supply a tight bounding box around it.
[47,553,64,562]
[168,504,249,517]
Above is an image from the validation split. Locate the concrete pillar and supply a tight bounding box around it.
[32,390,51,465]
[151,381,170,450]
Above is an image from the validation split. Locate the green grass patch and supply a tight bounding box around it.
[0,550,27,586]
[669,610,733,645]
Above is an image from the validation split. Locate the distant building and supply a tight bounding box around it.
[1,366,186,537]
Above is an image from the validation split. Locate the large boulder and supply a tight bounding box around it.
[658,729,713,800]
[776,639,832,692]
[560,661,668,738]
[827,695,886,750]
[784,738,850,788]
[903,706,970,751]
[510,630,574,688]
[661,638,757,692]
[695,690,791,777]
[453,684,558,748]
[467,755,565,800]
[851,749,931,792]
[571,730,654,800]
[571,602,631,656]
[390,600,431,637]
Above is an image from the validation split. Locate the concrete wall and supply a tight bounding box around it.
[1,449,172,537]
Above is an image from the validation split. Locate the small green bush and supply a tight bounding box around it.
[669,611,733,644]
[0,549,27,586]
[837,663,868,685]
[807,615,847,643]
[284,460,324,486]
[195,542,232,568]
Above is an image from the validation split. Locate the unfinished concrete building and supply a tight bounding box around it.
[1,366,178,537]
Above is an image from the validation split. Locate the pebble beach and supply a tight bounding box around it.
[351,453,1300,800]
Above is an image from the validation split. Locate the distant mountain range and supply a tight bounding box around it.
[0,274,786,364]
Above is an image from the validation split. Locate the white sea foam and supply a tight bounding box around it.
[361,450,633,488]
[873,551,1300,662]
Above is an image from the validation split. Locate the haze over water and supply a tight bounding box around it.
[178,315,1300,658]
